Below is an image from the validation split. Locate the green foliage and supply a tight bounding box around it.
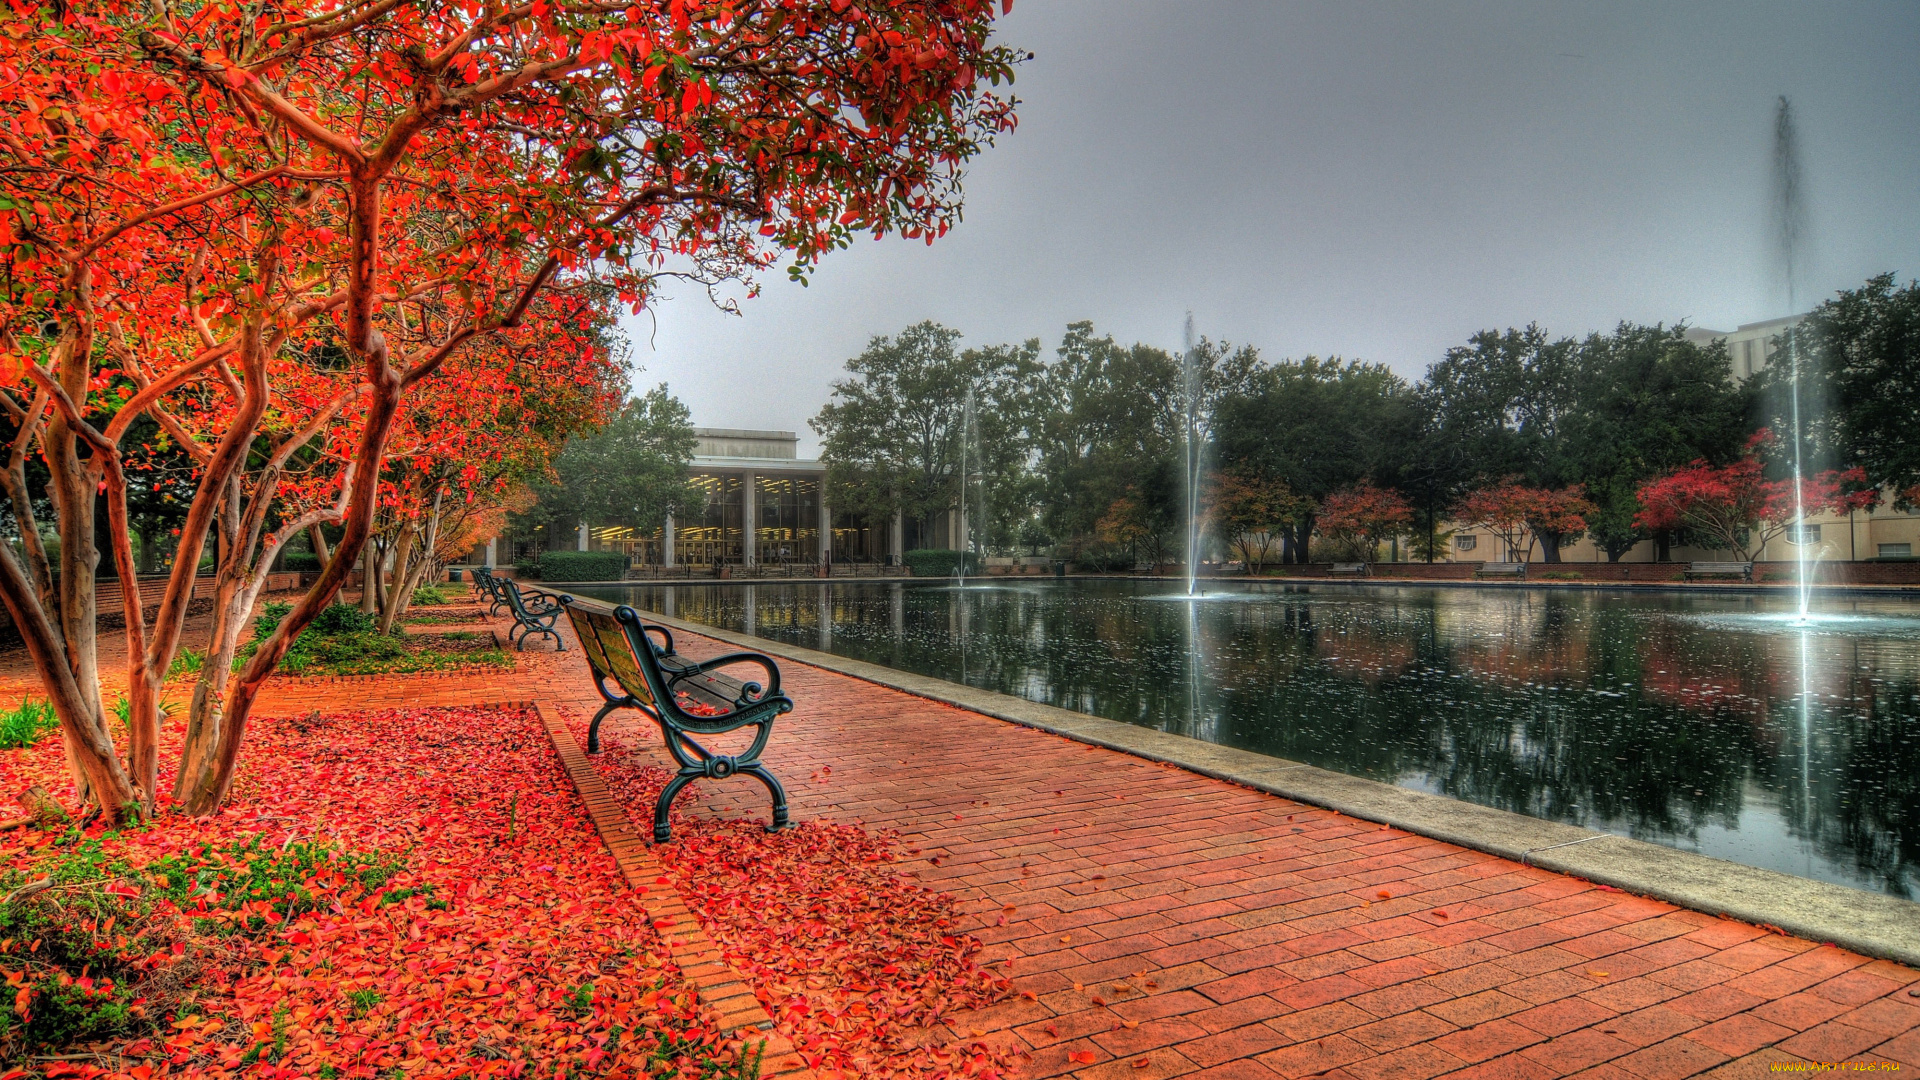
[1761,273,1920,499]
[903,549,983,577]
[514,558,541,580]
[252,600,294,640]
[280,551,322,572]
[525,385,699,537]
[310,602,378,636]
[347,989,384,1019]
[410,583,452,606]
[813,321,1045,553]
[537,550,629,581]
[0,696,58,749]
[146,833,407,929]
[1542,570,1584,580]
[166,648,207,680]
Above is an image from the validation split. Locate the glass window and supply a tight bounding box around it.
[1879,542,1913,558]
[1455,535,1477,551]
[676,473,742,565]
[1785,524,1822,545]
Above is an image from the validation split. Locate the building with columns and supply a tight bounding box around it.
[495,427,912,570]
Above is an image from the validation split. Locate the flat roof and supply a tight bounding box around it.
[692,427,798,441]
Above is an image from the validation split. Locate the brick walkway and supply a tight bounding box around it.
[13,599,1920,1078]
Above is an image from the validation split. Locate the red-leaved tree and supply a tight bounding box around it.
[1635,431,1878,560]
[1453,480,1593,562]
[1316,481,1412,562]
[1,0,1019,818]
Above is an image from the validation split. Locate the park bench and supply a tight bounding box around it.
[1475,562,1528,580]
[1683,561,1754,583]
[470,566,512,616]
[1328,563,1370,577]
[558,595,793,843]
[499,579,565,650]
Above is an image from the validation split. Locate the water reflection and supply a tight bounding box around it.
[589,580,1920,897]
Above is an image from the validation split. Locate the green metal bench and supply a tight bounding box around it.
[501,579,564,650]
[471,565,511,617]
[559,596,793,843]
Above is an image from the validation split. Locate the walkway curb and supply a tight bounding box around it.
[627,609,1920,970]
[532,701,818,1080]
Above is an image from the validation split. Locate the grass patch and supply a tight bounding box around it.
[401,608,485,626]
[409,583,456,606]
[0,696,58,749]
[242,601,509,677]
[1541,570,1584,580]
[166,647,206,680]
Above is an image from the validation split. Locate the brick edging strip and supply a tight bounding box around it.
[532,700,818,1080]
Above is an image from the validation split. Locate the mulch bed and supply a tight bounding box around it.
[0,706,756,1078]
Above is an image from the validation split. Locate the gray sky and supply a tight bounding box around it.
[626,1,1920,455]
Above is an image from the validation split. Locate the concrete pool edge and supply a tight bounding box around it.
[631,607,1920,969]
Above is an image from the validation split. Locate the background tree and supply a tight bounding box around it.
[522,384,698,559]
[1563,323,1751,560]
[1206,470,1307,575]
[1635,432,1877,560]
[1036,324,1262,557]
[1213,356,1418,562]
[1315,482,1414,563]
[1759,273,1920,502]
[812,322,1041,552]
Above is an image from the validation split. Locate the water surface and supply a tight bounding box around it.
[579,579,1920,897]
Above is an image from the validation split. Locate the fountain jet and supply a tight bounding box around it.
[1183,313,1202,597]
[1774,96,1812,622]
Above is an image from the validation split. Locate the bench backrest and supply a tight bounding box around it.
[1690,562,1753,571]
[1330,563,1367,571]
[562,601,658,709]
[1480,562,1525,572]
[503,580,547,617]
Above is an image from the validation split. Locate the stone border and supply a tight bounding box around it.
[631,609,1920,969]
[531,700,818,1080]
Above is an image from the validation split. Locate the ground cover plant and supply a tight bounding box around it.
[240,603,509,678]
[573,716,1020,1080]
[0,705,752,1077]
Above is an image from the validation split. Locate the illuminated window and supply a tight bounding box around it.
[1455,535,1477,551]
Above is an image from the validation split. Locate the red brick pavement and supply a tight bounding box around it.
[13,599,1920,1079]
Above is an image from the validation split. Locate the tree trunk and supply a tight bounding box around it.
[1539,533,1563,563]
[176,344,402,816]
[1655,531,1671,563]
[361,542,381,614]
[1294,517,1313,565]
[308,524,332,571]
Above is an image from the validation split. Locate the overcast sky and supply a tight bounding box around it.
[626,1,1920,455]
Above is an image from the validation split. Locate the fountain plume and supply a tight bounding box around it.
[1183,313,1201,596]
[1773,96,1812,621]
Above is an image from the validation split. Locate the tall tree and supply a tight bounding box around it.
[1213,356,1418,562]
[1758,273,1920,503]
[1563,323,1751,560]
[1038,323,1262,557]
[812,322,1042,552]
[525,385,698,553]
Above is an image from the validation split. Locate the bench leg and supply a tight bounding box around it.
[654,770,697,843]
[743,763,791,833]
[586,701,619,754]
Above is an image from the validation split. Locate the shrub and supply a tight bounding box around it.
[513,558,541,580]
[1542,570,1583,580]
[410,583,451,606]
[902,549,984,578]
[279,551,321,572]
[0,696,58,749]
[166,648,207,681]
[537,550,629,582]
[310,602,379,635]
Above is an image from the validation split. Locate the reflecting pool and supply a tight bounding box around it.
[577,579,1920,897]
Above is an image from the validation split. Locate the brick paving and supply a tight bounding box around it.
[7,595,1920,1078]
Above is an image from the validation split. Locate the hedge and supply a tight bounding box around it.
[280,552,321,572]
[537,550,630,582]
[903,549,983,578]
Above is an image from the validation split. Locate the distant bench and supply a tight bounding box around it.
[1328,563,1370,577]
[1684,561,1754,583]
[1474,562,1527,580]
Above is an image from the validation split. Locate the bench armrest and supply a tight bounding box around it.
[677,650,783,700]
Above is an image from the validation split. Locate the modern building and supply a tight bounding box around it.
[490,428,926,570]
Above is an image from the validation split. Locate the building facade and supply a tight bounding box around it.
[492,428,912,570]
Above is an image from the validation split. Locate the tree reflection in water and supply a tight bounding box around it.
[586,580,1920,898]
